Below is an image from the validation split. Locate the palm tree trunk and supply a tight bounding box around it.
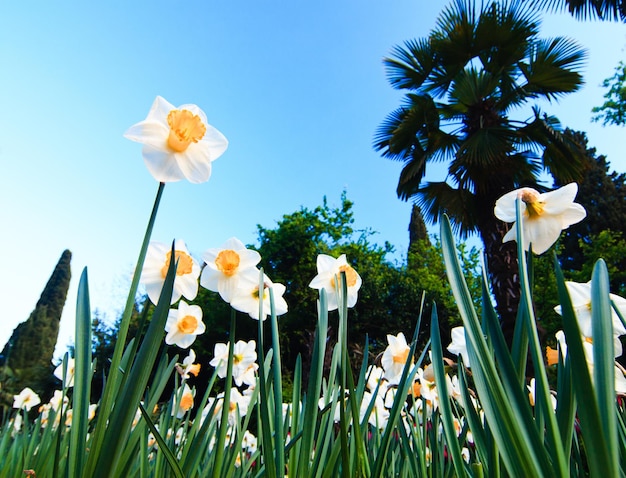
[479,219,520,346]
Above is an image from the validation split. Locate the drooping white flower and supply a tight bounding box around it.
[165,300,206,348]
[141,240,201,305]
[494,183,586,254]
[209,340,258,386]
[381,332,412,384]
[229,271,288,321]
[309,254,362,311]
[200,237,262,303]
[124,96,228,183]
[447,326,470,368]
[13,387,41,411]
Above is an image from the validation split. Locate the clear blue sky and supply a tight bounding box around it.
[1,1,624,357]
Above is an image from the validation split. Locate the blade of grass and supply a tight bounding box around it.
[68,268,92,478]
[85,182,165,477]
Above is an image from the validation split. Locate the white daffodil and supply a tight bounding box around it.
[54,358,75,387]
[209,340,258,387]
[165,300,206,348]
[202,388,251,426]
[13,387,41,411]
[447,326,470,368]
[124,96,228,183]
[365,365,389,397]
[200,237,262,303]
[527,378,557,410]
[172,383,195,419]
[554,281,626,356]
[360,391,389,430]
[494,183,586,254]
[177,349,201,379]
[141,239,201,305]
[309,254,362,311]
[549,329,626,394]
[381,332,412,384]
[229,271,288,320]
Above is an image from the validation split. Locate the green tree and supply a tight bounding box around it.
[592,61,626,126]
[1,250,72,412]
[375,0,586,341]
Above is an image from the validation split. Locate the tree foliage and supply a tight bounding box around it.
[375,0,587,341]
[0,250,72,412]
[592,61,626,126]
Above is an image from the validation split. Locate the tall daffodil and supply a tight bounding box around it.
[309,254,362,311]
[494,183,586,254]
[141,239,201,305]
[165,300,206,348]
[124,96,228,183]
[200,237,261,303]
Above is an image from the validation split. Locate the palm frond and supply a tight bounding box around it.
[415,181,479,237]
[530,0,626,21]
[383,38,435,90]
[517,108,586,183]
[519,37,586,101]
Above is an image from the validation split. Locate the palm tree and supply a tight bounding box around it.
[532,0,626,21]
[375,0,587,341]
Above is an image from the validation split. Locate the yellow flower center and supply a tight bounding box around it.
[393,348,410,364]
[180,393,194,411]
[177,315,198,334]
[520,190,545,218]
[545,346,559,366]
[233,353,243,365]
[167,109,206,153]
[215,250,240,277]
[188,363,201,377]
[331,265,358,288]
[161,250,194,278]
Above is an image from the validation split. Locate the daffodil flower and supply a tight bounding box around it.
[309,254,362,311]
[381,332,412,384]
[209,340,258,386]
[165,300,206,348]
[53,358,75,387]
[173,383,195,418]
[124,96,228,183]
[200,237,262,303]
[141,239,201,306]
[554,281,626,356]
[360,391,390,429]
[447,326,470,368]
[229,271,288,320]
[13,387,41,411]
[494,183,586,254]
[177,349,201,379]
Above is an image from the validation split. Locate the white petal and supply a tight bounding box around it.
[176,143,212,184]
[541,183,578,214]
[202,124,229,161]
[142,145,185,182]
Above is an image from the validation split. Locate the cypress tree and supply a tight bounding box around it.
[0,249,72,410]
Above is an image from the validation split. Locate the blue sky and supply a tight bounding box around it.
[1,1,625,357]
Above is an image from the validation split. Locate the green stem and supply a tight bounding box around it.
[212,310,236,478]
